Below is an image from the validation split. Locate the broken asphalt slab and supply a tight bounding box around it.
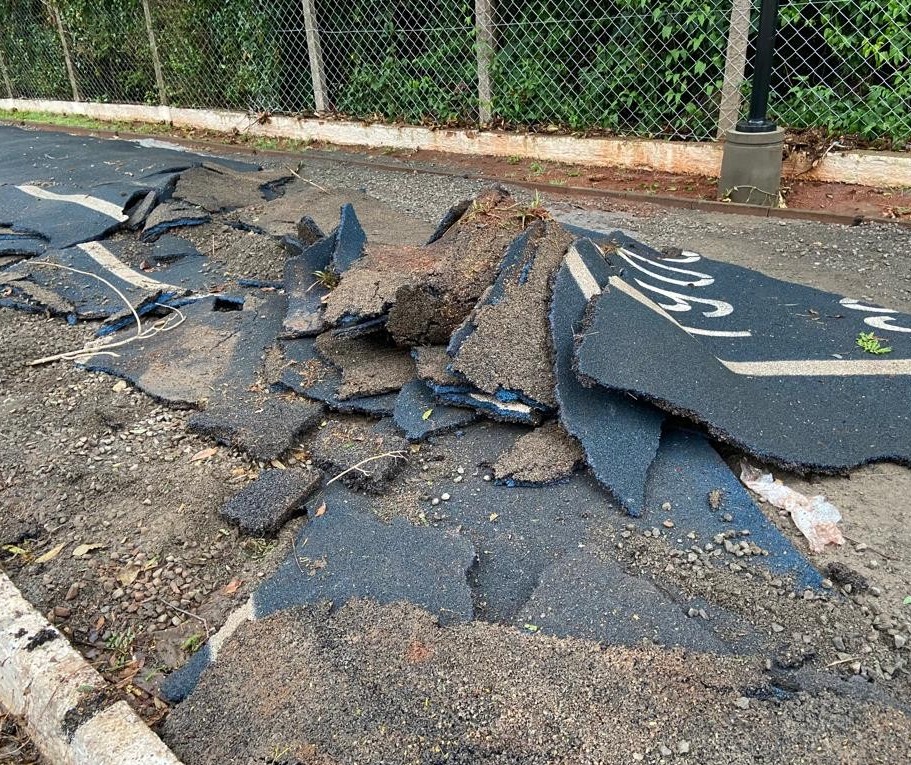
[550,239,664,515]
[172,163,293,213]
[219,466,323,536]
[514,547,749,653]
[0,125,257,252]
[575,231,911,471]
[314,330,415,400]
[83,293,286,407]
[449,220,572,411]
[309,418,409,493]
[393,378,477,442]
[187,395,323,462]
[277,336,400,416]
[492,421,583,486]
[642,428,823,590]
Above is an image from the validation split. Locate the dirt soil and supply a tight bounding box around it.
[163,599,910,765]
[2,139,910,760]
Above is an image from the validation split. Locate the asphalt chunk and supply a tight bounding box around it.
[219,467,322,536]
[393,378,477,442]
[141,200,210,242]
[310,419,409,493]
[550,240,664,516]
[450,220,572,410]
[253,504,476,624]
[492,421,583,486]
[187,395,323,462]
[514,548,745,653]
[386,186,528,346]
[575,230,911,472]
[314,330,416,400]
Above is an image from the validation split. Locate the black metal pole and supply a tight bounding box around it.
[737,0,779,132]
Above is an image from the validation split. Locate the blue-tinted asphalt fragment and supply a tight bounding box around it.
[575,231,911,471]
[253,501,476,624]
[433,389,542,425]
[550,239,664,516]
[283,233,335,337]
[643,428,823,590]
[515,548,751,653]
[278,337,399,416]
[0,231,46,258]
[330,203,367,273]
[393,379,478,442]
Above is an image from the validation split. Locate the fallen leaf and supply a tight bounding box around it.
[270,459,286,469]
[314,502,327,517]
[523,623,540,632]
[904,595,911,605]
[112,380,128,393]
[221,578,243,595]
[189,447,217,462]
[116,564,141,586]
[3,544,28,557]
[72,543,105,558]
[35,543,66,564]
[422,409,433,421]
[489,513,499,522]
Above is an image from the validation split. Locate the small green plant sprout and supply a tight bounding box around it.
[856,331,892,355]
[528,161,545,175]
[506,155,521,165]
[181,633,204,653]
[312,269,340,290]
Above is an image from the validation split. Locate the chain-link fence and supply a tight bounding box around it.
[0,0,908,144]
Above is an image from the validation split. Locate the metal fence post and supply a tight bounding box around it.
[141,0,168,105]
[716,0,751,138]
[0,46,13,99]
[49,0,81,101]
[475,0,494,124]
[301,0,328,113]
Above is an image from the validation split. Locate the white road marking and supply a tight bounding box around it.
[565,245,601,300]
[719,358,911,377]
[76,241,180,292]
[209,598,255,662]
[609,276,752,338]
[16,184,129,222]
[616,247,714,287]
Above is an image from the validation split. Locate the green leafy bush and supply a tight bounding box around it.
[0,0,908,143]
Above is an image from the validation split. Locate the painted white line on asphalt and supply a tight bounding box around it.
[16,184,129,222]
[719,358,911,377]
[76,241,180,292]
[0,570,183,765]
[209,598,255,662]
[565,245,601,300]
[608,276,753,338]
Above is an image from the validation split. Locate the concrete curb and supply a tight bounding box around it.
[0,571,183,765]
[2,97,910,189]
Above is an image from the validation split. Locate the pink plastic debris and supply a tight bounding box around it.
[740,463,845,553]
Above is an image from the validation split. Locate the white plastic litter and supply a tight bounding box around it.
[740,463,845,553]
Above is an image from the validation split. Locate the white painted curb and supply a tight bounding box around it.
[0,570,184,765]
[2,98,910,189]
